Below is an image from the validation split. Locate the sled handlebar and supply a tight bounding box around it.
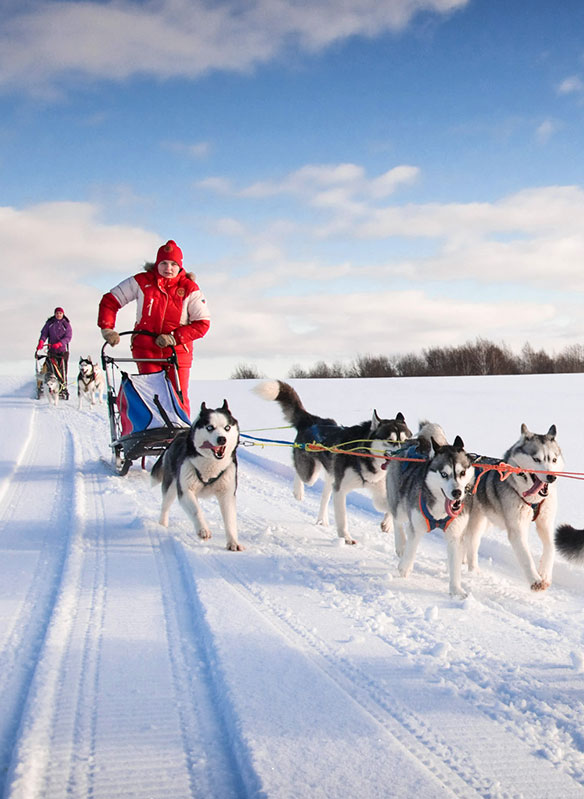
[100,330,180,366]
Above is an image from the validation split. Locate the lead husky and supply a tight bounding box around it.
[77,357,105,409]
[465,424,562,591]
[151,400,243,550]
[386,425,476,597]
[255,379,412,544]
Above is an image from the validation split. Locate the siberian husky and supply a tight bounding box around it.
[77,357,105,409]
[465,424,562,591]
[385,424,476,597]
[255,379,412,544]
[43,372,61,406]
[151,400,243,550]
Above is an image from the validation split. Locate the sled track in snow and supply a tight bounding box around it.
[147,528,262,799]
[0,411,81,795]
[197,546,491,799]
[1,422,106,798]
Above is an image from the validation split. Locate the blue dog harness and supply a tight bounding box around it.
[418,493,459,532]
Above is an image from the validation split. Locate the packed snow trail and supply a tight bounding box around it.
[1,376,584,798]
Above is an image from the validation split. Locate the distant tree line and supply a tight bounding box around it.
[230,338,584,380]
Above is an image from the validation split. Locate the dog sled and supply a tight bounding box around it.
[35,350,69,399]
[101,331,191,475]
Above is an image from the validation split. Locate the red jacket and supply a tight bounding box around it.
[98,268,210,367]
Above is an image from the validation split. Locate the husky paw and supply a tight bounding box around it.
[316,516,329,527]
[380,516,393,533]
[159,516,169,528]
[226,542,245,551]
[198,529,212,540]
[398,563,412,578]
[531,579,550,592]
[450,587,468,599]
[344,537,357,546]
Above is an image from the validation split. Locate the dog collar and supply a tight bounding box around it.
[419,493,456,532]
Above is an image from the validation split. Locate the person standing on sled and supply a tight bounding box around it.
[97,240,210,416]
[36,306,73,398]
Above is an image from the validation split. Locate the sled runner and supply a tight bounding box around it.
[35,351,69,399]
[101,331,190,475]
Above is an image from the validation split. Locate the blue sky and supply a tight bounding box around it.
[3,0,584,378]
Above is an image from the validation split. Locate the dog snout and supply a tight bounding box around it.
[546,474,557,483]
[452,488,462,499]
[217,435,227,446]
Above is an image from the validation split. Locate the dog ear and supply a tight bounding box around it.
[418,437,431,456]
[221,399,229,412]
[396,411,404,422]
[200,401,207,412]
[520,423,533,439]
[547,424,557,439]
[453,435,464,450]
[371,409,381,431]
[430,436,443,455]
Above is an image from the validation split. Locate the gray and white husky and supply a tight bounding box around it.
[255,379,412,544]
[43,372,61,406]
[386,424,477,598]
[151,400,243,551]
[465,424,562,591]
[77,356,105,409]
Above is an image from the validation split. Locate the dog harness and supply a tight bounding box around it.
[418,493,458,532]
[193,465,228,487]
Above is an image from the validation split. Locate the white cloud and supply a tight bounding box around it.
[4,178,583,378]
[0,202,160,360]
[0,0,469,95]
[535,118,559,144]
[198,163,420,215]
[557,75,584,95]
[163,140,211,159]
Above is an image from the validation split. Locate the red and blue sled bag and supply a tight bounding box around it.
[117,370,190,437]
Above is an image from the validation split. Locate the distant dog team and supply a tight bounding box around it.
[77,357,105,409]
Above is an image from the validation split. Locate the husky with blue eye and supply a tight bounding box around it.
[151,400,243,550]
[385,425,477,598]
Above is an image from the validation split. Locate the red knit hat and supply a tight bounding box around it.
[54,307,64,314]
[155,240,183,268]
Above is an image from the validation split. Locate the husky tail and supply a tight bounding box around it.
[555,524,584,561]
[151,452,165,486]
[254,379,310,428]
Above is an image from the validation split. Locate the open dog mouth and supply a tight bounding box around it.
[200,441,226,459]
[522,473,548,499]
[443,493,463,517]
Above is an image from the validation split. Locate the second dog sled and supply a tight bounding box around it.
[35,350,69,399]
[101,331,190,475]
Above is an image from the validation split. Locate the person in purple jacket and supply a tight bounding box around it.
[36,307,72,397]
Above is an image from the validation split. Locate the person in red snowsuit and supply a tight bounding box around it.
[97,240,210,416]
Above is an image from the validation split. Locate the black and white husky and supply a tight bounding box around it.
[465,424,562,591]
[77,357,105,409]
[255,379,412,544]
[151,400,243,551]
[43,372,61,406]
[385,424,477,598]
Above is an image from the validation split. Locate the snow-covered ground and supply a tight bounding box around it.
[1,371,584,799]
